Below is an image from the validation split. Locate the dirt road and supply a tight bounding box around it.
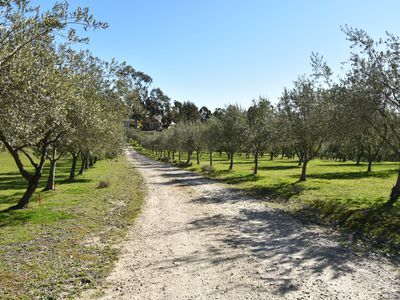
[83,148,400,300]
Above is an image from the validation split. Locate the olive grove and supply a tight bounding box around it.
[132,27,400,208]
[0,1,134,210]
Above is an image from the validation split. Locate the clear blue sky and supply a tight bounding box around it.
[36,0,400,110]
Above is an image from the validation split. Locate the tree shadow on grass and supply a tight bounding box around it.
[59,178,92,185]
[321,162,399,167]
[0,211,33,227]
[0,177,28,191]
[0,192,22,206]
[296,169,397,180]
[240,182,310,200]
[223,174,262,184]
[258,165,300,171]
[0,207,73,227]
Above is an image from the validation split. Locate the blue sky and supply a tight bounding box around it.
[36,0,400,110]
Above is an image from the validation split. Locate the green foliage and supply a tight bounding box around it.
[0,2,128,209]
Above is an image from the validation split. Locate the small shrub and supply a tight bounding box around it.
[160,157,171,163]
[175,161,192,168]
[201,165,216,175]
[97,180,110,189]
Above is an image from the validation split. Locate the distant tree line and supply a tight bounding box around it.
[130,27,400,208]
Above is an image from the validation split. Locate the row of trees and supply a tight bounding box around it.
[0,1,146,210]
[133,27,400,208]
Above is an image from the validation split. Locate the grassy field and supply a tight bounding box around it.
[0,151,145,299]
[134,144,400,256]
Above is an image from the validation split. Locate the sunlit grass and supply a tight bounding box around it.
[0,151,145,299]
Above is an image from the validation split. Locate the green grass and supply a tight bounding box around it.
[0,151,145,299]
[134,144,400,256]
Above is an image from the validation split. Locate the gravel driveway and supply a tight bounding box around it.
[82,148,400,300]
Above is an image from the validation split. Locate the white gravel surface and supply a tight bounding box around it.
[81,148,400,300]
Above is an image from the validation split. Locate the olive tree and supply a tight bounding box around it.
[201,117,222,166]
[219,104,247,170]
[0,1,107,209]
[0,44,75,208]
[343,26,400,207]
[246,98,275,174]
[278,78,329,181]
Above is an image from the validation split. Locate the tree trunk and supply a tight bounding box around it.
[93,156,97,164]
[196,151,200,164]
[84,156,89,169]
[69,153,78,181]
[43,147,57,191]
[11,175,40,209]
[270,152,274,160]
[178,152,181,161]
[42,159,56,191]
[254,152,258,175]
[299,159,308,181]
[89,158,93,167]
[186,151,192,163]
[172,151,175,160]
[387,166,400,208]
[229,152,234,170]
[297,153,303,166]
[0,136,49,210]
[356,154,361,165]
[78,155,85,175]
[367,158,373,173]
[209,151,213,166]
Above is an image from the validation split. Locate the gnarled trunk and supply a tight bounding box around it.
[387,166,400,208]
[0,136,47,210]
[42,159,56,191]
[299,159,308,181]
[356,154,361,165]
[11,174,41,209]
[229,152,234,170]
[367,158,373,173]
[254,152,259,175]
[84,156,89,169]
[186,151,192,163]
[42,147,58,191]
[78,154,86,175]
[69,153,79,181]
